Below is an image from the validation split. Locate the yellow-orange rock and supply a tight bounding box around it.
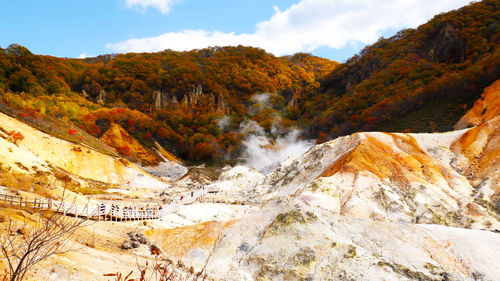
[146,221,235,260]
[452,116,500,194]
[100,123,159,166]
[455,79,500,129]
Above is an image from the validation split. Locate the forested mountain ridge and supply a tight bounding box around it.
[0,45,336,163]
[301,0,500,141]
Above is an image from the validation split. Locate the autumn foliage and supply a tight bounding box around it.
[7,130,24,143]
[0,0,498,162]
[0,44,336,162]
[115,145,131,156]
[301,0,500,138]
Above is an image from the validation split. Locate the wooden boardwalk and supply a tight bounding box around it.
[0,188,208,222]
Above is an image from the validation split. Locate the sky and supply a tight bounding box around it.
[1,0,472,62]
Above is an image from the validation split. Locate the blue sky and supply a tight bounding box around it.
[0,0,471,62]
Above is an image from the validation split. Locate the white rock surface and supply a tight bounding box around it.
[166,120,500,280]
[143,161,188,180]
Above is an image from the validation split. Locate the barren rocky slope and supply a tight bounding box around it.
[99,123,160,166]
[163,118,499,280]
[159,81,500,280]
[0,81,499,281]
[0,111,167,189]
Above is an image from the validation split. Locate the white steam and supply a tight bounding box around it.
[250,93,272,105]
[240,120,312,174]
[237,93,313,173]
[240,120,265,136]
[217,115,231,132]
[248,93,274,116]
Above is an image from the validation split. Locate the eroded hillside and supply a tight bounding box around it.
[0,110,168,192]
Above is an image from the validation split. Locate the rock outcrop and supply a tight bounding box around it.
[258,123,500,229]
[204,200,500,281]
[96,89,107,105]
[452,116,500,205]
[423,22,466,63]
[152,84,228,114]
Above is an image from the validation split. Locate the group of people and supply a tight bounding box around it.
[106,203,164,218]
[96,190,203,219]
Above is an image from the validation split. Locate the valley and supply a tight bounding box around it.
[0,1,499,280]
[0,77,499,280]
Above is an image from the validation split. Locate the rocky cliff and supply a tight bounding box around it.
[152,84,228,114]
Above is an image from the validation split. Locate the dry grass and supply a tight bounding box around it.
[0,167,53,198]
[0,165,110,198]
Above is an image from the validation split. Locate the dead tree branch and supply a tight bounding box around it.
[0,190,94,281]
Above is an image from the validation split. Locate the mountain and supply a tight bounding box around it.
[1,1,499,164]
[0,71,499,281]
[0,45,336,163]
[300,0,500,141]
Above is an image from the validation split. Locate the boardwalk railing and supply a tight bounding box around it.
[1,194,51,209]
[0,188,209,222]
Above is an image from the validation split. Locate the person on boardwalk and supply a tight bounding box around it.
[99,203,106,216]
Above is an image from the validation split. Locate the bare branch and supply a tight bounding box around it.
[0,190,94,281]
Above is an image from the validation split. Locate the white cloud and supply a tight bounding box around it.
[124,0,177,14]
[108,0,472,56]
[78,53,88,59]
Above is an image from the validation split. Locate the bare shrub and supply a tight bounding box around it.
[106,233,225,281]
[105,257,207,281]
[0,196,93,281]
